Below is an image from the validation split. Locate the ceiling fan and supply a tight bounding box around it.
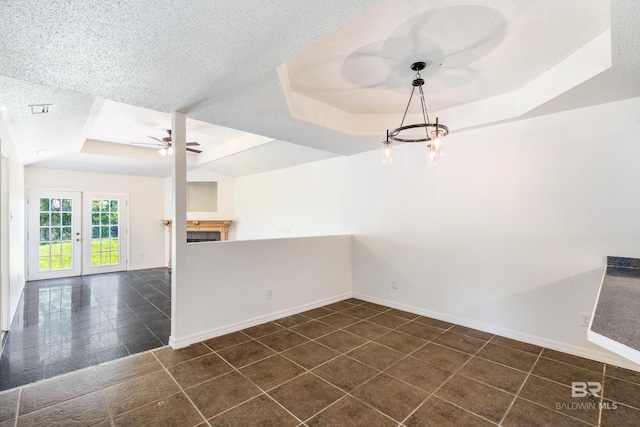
[131,129,202,156]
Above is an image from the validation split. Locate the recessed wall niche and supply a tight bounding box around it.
[186,181,217,212]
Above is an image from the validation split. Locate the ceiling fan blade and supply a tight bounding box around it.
[186,148,202,154]
[148,136,163,143]
[131,142,162,147]
[186,142,201,146]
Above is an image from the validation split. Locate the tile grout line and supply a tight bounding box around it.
[305,391,397,426]
[284,307,467,424]
[12,387,22,427]
[398,328,502,426]
[473,339,542,368]
[93,364,116,426]
[509,386,600,426]
[599,364,605,427]
[108,272,171,353]
[525,358,605,388]
[10,365,112,426]
[148,350,209,426]
[296,313,503,426]
[301,368,398,425]
[208,310,401,424]
[97,381,115,427]
[497,345,544,426]
[199,340,306,425]
[599,369,640,411]
[501,352,602,426]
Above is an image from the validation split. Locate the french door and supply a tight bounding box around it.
[82,193,127,275]
[28,190,82,280]
[27,190,128,280]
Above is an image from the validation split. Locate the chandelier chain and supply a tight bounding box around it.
[399,85,416,130]
[418,84,430,135]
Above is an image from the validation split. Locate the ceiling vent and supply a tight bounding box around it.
[29,104,51,114]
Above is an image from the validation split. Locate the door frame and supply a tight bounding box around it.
[0,143,9,331]
[26,188,130,280]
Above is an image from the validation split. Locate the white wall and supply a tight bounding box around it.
[227,97,640,369]
[0,117,26,331]
[170,235,352,348]
[348,98,640,369]
[233,157,351,240]
[25,167,166,270]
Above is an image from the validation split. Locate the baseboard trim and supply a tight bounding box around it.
[169,292,351,349]
[128,263,167,271]
[352,293,640,372]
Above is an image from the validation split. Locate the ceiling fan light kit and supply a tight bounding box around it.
[383,61,449,165]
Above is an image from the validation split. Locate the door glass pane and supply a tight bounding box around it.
[51,256,61,269]
[38,197,74,271]
[51,227,61,241]
[91,199,120,266]
[39,243,50,256]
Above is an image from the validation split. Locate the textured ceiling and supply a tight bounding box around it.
[282,1,608,114]
[0,0,638,176]
[278,0,611,134]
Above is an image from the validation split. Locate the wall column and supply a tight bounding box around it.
[169,111,187,347]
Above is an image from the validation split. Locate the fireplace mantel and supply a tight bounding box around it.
[163,220,232,268]
[163,220,232,238]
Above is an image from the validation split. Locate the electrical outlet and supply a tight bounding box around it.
[391,280,398,289]
[267,288,273,299]
[580,312,591,327]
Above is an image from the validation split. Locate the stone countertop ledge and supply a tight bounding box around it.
[588,256,640,365]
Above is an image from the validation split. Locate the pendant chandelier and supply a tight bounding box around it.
[382,61,449,165]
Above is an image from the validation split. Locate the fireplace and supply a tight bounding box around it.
[187,231,221,242]
[163,220,232,268]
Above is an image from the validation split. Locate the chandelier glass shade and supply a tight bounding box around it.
[383,61,449,165]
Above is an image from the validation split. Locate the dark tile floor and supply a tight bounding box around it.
[0,268,171,391]
[1,298,639,426]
